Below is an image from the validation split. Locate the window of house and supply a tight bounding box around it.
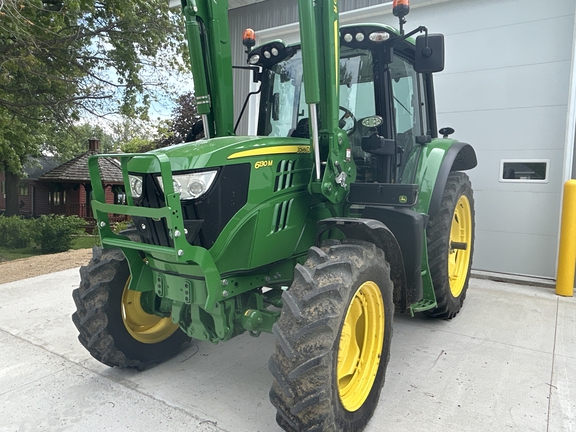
[1,181,5,194]
[114,191,126,205]
[52,190,66,205]
[19,183,29,196]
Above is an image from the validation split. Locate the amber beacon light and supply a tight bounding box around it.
[243,28,256,52]
[393,0,410,18]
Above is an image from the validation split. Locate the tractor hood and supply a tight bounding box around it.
[126,136,310,174]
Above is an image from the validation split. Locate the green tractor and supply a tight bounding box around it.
[72,0,476,430]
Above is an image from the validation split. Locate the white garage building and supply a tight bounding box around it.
[223,0,576,282]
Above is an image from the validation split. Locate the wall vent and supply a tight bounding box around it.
[500,159,549,183]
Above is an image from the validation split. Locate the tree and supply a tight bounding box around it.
[155,92,202,148]
[117,92,201,154]
[115,116,156,153]
[0,0,189,215]
[46,123,117,160]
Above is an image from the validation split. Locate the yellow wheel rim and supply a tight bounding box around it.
[337,281,385,412]
[122,283,179,344]
[449,194,472,297]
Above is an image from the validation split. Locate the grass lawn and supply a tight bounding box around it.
[0,235,100,263]
[72,235,101,250]
[0,246,39,262]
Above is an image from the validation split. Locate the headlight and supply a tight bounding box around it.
[369,31,390,43]
[129,175,143,199]
[157,170,218,200]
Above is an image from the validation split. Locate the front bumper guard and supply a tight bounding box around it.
[88,153,223,311]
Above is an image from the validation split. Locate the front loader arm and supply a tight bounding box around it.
[298,0,355,207]
[181,0,234,138]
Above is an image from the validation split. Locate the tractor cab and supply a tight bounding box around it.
[248,23,444,206]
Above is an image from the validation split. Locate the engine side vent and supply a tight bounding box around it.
[274,160,295,192]
[272,199,294,233]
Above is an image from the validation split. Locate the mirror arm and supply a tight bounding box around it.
[392,25,428,47]
[392,26,436,62]
[233,83,262,134]
[232,65,262,83]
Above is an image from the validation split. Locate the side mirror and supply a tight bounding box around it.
[362,134,396,156]
[415,34,445,73]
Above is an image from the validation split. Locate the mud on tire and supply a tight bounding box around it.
[72,247,189,369]
[269,239,394,432]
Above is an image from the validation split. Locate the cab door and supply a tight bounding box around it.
[389,53,430,184]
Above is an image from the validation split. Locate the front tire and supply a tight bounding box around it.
[269,239,394,431]
[426,171,475,319]
[72,247,190,369]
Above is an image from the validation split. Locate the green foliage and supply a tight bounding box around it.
[33,215,87,254]
[0,215,98,259]
[114,117,156,153]
[120,137,156,153]
[0,0,189,173]
[112,220,132,234]
[0,245,39,262]
[0,215,34,248]
[46,123,117,161]
[117,91,202,153]
[155,92,202,147]
[72,235,101,249]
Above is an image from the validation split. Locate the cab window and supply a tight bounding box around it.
[390,54,428,182]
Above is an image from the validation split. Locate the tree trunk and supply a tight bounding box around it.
[4,169,21,216]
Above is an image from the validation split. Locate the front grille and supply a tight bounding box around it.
[132,164,250,249]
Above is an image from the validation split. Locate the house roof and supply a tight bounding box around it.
[39,150,123,184]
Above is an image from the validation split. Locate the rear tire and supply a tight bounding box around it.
[269,239,394,431]
[72,247,190,369]
[426,172,475,319]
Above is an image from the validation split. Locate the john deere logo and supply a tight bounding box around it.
[399,195,408,204]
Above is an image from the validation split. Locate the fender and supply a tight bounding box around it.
[317,217,411,312]
[415,140,477,218]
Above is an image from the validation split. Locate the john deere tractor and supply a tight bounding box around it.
[72,0,477,430]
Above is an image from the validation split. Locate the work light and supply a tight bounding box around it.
[129,175,143,199]
[157,171,218,200]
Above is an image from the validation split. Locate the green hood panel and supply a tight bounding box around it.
[127,136,310,173]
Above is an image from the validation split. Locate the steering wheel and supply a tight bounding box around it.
[339,106,357,136]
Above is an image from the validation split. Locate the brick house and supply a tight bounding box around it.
[1,139,126,224]
[38,138,126,223]
[0,157,59,217]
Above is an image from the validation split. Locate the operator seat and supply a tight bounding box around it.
[290,118,310,138]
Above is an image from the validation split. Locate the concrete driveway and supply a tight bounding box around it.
[0,268,574,431]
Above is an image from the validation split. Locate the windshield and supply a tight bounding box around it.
[256,44,424,184]
[257,51,305,137]
[339,51,376,120]
[257,47,376,140]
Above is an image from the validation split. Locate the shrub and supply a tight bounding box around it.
[34,215,87,254]
[112,219,132,234]
[0,215,34,248]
